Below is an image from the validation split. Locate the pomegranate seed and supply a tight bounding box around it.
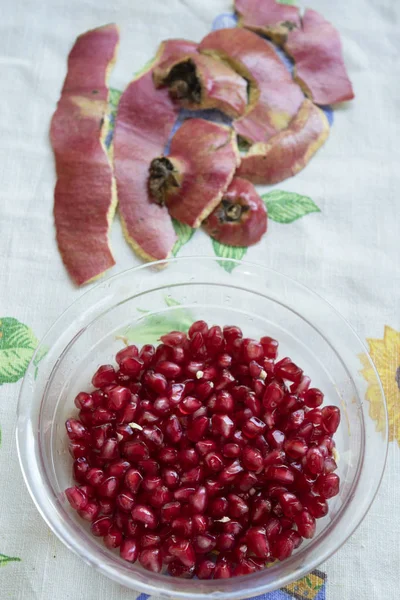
[246,526,271,558]
[322,406,341,433]
[148,486,172,508]
[266,429,285,449]
[139,344,155,366]
[153,396,171,416]
[99,437,119,460]
[168,561,195,578]
[303,387,324,408]
[98,476,120,498]
[189,486,208,513]
[91,516,112,536]
[141,533,161,548]
[305,408,323,425]
[295,510,316,538]
[228,494,249,519]
[123,440,149,462]
[142,475,162,492]
[162,468,180,489]
[237,471,258,492]
[106,459,130,478]
[305,447,325,475]
[74,392,94,410]
[251,497,271,524]
[179,448,199,469]
[316,472,340,498]
[189,320,208,338]
[196,558,215,579]
[273,531,295,560]
[210,496,228,519]
[279,492,302,517]
[98,498,114,515]
[196,439,217,456]
[187,416,209,442]
[73,457,90,483]
[106,385,131,411]
[222,443,241,458]
[217,533,236,551]
[174,486,196,502]
[169,538,196,567]
[91,365,116,388]
[296,422,313,442]
[212,413,234,438]
[244,393,262,416]
[91,407,115,425]
[218,460,244,485]
[214,556,232,579]
[233,560,257,576]
[65,486,88,511]
[265,466,295,485]
[323,456,338,474]
[160,331,187,347]
[65,419,89,442]
[259,336,278,358]
[116,344,138,364]
[86,467,105,487]
[303,494,328,518]
[178,396,202,415]
[116,491,135,512]
[161,501,181,522]
[193,533,217,554]
[155,360,182,379]
[164,415,182,444]
[242,446,263,471]
[171,517,193,537]
[144,370,168,394]
[242,416,266,439]
[139,548,162,572]
[196,380,214,400]
[120,538,139,563]
[117,401,138,424]
[285,438,308,459]
[204,452,224,472]
[158,446,178,464]
[131,505,157,529]
[78,501,99,522]
[103,525,123,549]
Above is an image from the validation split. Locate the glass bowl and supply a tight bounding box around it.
[16,257,388,599]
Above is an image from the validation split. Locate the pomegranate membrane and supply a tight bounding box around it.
[64,323,340,578]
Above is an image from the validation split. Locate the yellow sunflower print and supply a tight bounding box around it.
[360,325,400,445]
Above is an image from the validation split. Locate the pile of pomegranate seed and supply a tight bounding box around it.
[65,322,341,579]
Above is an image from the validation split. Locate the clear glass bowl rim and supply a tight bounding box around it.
[16,257,388,599]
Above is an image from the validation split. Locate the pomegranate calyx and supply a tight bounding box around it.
[149,157,181,206]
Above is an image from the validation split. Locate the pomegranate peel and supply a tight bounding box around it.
[149,118,239,228]
[113,40,199,263]
[153,53,248,119]
[284,9,355,105]
[51,24,119,285]
[203,177,267,247]
[235,0,301,45]
[238,99,330,185]
[199,28,304,144]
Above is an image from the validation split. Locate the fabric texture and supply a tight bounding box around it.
[0,0,399,598]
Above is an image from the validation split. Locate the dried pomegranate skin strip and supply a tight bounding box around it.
[237,99,329,185]
[199,28,304,144]
[285,9,355,105]
[153,53,248,119]
[162,119,240,228]
[235,0,301,44]
[113,40,197,262]
[51,24,119,286]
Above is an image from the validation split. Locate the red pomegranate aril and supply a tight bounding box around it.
[168,561,195,578]
[296,422,313,442]
[78,410,93,428]
[316,472,340,499]
[114,424,133,442]
[91,516,112,536]
[291,375,311,395]
[189,320,208,338]
[116,344,139,365]
[161,330,187,347]
[193,533,217,554]
[158,447,178,465]
[206,325,224,349]
[91,365,116,388]
[86,467,105,487]
[242,446,263,472]
[215,369,236,391]
[285,409,305,432]
[103,525,123,549]
[131,505,157,529]
[274,358,302,384]
[305,408,323,425]
[187,416,209,442]
[266,429,285,450]
[222,443,241,458]
[178,396,202,415]
[123,440,149,462]
[189,486,208,513]
[105,460,129,479]
[217,533,235,551]
[169,538,196,568]
[161,501,181,522]
[279,492,302,518]
[171,516,193,537]
[116,490,135,512]
[211,413,234,439]
[120,538,139,563]
[242,416,266,439]
[246,526,271,558]
[303,387,324,408]
[263,449,285,468]
[91,407,115,425]
[248,360,263,378]
[99,437,119,460]
[179,448,199,469]
[65,486,88,511]
[214,556,232,579]
[305,447,324,475]
[196,558,215,579]
[155,360,182,379]
[219,460,244,485]
[143,370,168,394]
[194,440,215,457]
[253,378,266,399]
[161,468,180,489]
[106,385,131,411]
[204,452,224,473]
[210,496,229,519]
[265,466,295,485]
[285,438,308,459]
[139,548,162,573]
[217,353,233,369]
[303,494,329,519]
[251,497,272,524]
[233,560,257,576]
[98,498,114,515]
[98,476,120,499]
[148,486,172,508]
[323,456,338,474]
[141,533,161,548]
[242,338,264,363]
[78,501,99,522]
[74,392,94,410]
[213,390,234,413]
[195,380,214,400]
[273,531,295,560]
[264,517,282,542]
[153,396,171,416]
[260,336,278,359]
[244,393,262,417]
[73,457,90,483]
[117,401,138,425]
[174,486,196,502]
[238,471,258,492]
[295,510,316,539]
[65,419,89,442]
[138,344,155,367]
[142,475,162,493]
[163,415,182,444]
[322,406,341,434]
[228,494,249,519]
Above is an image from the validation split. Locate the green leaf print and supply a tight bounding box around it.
[262,190,321,224]
[172,219,195,257]
[212,240,247,273]
[0,318,39,385]
[0,554,21,567]
[123,297,194,345]
[108,87,121,118]
[277,0,297,5]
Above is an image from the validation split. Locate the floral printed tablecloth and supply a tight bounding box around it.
[1,0,400,598]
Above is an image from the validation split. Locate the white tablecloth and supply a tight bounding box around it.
[1,0,400,598]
